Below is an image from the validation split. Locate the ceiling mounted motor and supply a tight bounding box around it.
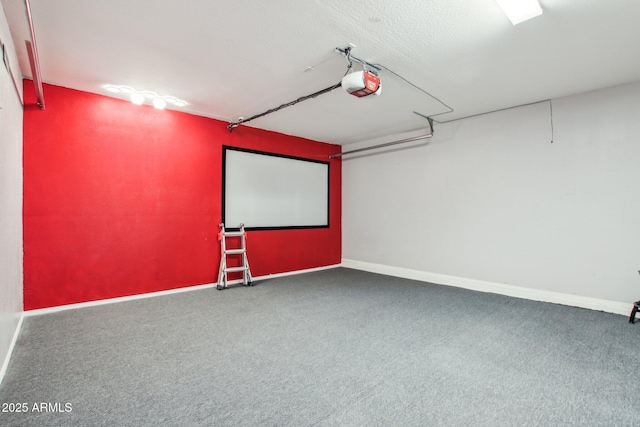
[341,70,382,97]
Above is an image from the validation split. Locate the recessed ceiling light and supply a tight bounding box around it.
[495,0,542,25]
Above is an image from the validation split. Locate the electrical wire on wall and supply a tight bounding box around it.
[428,98,555,144]
[549,99,554,143]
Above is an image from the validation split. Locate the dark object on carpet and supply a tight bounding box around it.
[629,300,640,324]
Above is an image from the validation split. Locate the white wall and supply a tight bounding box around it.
[343,82,640,309]
[0,3,23,382]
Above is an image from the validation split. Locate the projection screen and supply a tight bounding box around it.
[222,146,330,230]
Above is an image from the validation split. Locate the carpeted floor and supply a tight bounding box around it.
[1,268,639,426]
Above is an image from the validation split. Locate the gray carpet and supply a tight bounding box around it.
[1,268,639,426]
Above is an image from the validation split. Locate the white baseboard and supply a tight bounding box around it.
[25,283,217,317]
[248,263,341,282]
[20,259,632,318]
[0,313,24,386]
[25,263,342,317]
[341,259,631,316]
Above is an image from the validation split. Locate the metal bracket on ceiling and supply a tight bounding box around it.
[335,44,381,74]
[413,111,435,135]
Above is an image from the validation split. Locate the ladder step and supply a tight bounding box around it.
[218,224,252,288]
[225,249,245,255]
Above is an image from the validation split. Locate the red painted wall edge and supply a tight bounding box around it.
[22,81,342,310]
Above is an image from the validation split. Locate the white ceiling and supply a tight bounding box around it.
[2,0,640,145]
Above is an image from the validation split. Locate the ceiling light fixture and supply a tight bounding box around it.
[153,98,167,110]
[130,93,145,105]
[495,0,542,25]
[103,85,189,109]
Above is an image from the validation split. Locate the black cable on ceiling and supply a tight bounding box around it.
[227,82,344,132]
[227,45,455,132]
[227,58,354,132]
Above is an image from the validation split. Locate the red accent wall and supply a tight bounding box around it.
[23,82,341,310]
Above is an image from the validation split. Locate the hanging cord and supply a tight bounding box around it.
[341,46,354,76]
[371,63,453,117]
[549,99,554,143]
[227,58,354,132]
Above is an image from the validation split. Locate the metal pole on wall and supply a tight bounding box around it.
[24,0,45,110]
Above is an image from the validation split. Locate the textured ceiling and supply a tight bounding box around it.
[2,0,640,145]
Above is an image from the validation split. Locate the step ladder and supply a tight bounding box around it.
[217,223,253,290]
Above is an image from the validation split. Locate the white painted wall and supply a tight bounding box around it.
[0,4,23,383]
[343,82,640,308]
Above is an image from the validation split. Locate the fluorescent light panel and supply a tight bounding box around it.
[496,0,542,25]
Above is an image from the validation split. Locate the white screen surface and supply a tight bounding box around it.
[223,147,329,229]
